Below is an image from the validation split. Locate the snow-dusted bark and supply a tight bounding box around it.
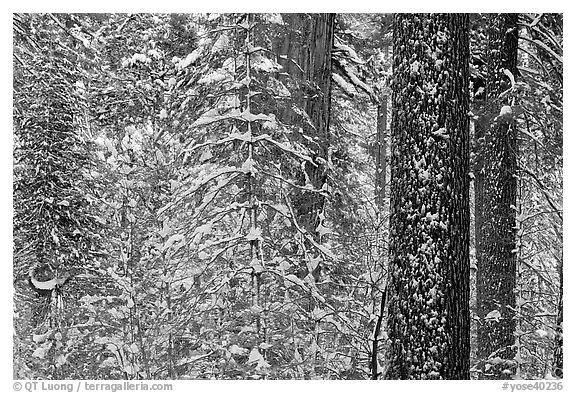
[474,13,519,379]
[386,13,470,380]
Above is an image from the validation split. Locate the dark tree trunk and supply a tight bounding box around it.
[474,13,519,379]
[386,13,470,380]
[552,257,563,378]
[275,14,334,284]
[302,13,334,235]
[375,96,388,208]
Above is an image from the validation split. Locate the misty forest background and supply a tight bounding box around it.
[13,13,562,380]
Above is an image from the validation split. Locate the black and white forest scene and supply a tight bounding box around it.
[12,12,564,382]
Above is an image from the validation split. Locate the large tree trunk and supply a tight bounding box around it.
[303,13,334,238]
[385,13,470,380]
[474,13,519,379]
[277,14,334,235]
[275,14,334,288]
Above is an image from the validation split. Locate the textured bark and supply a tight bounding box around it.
[277,14,335,240]
[386,13,470,380]
[474,13,519,379]
[304,13,334,235]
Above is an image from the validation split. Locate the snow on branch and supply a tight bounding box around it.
[193,108,275,127]
[332,57,378,102]
[519,20,562,53]
[281,194,335,261]
[333,42,365,65]
[157,169,242,217]
[519,36,563,64]
[185,131,316,170]
[290,104,316,131]
[256,134,317,167]
[332,73,357,97]
[521,167,563,221]
[185,130,253,152]
[48,13,92,49]
[503,69,516,87]
[197,234,245,255]
[526,13,543,28]
[520,14,562,50]
[260,169,326,195]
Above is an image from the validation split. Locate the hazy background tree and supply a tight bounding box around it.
[472,13,520,380]
[470,13,562,379]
